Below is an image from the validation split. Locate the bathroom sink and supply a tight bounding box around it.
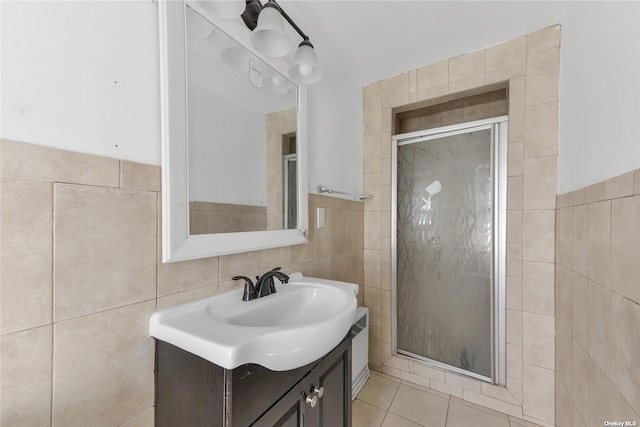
[149,273,358,371]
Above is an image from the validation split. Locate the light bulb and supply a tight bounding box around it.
[272,74,284,86]
[299,63,313,77]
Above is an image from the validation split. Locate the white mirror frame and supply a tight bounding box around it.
[159,0,308,262]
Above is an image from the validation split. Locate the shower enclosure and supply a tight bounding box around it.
[283,154,297,229]
[392,117,507,384]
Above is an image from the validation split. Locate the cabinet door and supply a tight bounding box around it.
[155,341,226,427]
[314,337,352,427]
[251,335,352,427]
[316,358,348,426]
[251,379,308,427]
[230,361,316,426]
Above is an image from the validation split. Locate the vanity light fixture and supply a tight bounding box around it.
[288,39,321,84]
[207,0,322,84]
[250,2,291,57]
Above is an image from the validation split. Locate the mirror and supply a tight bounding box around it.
[159,0,308,262]
[186,5,298,235]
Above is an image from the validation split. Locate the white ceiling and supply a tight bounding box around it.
[279,1,575,88]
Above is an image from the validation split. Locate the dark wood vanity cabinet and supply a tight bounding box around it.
[155,335,352,427]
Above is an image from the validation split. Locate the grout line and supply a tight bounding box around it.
[119,160,123,189]
[50,179,56,426]
[444,392,452,427]
[387,379,401,412]
[379,411,390,427]
[52,297,157,326]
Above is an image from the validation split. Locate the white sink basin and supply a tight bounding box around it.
[149,273,358,371]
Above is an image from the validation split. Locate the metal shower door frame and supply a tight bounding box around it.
[283,153,297,229]
[391,116,508,385]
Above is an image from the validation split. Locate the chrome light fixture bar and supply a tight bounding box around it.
[206,0,322,84]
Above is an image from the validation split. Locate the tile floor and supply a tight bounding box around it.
[353,371,542,427]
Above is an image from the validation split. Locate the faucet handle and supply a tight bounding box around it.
[232,276,257,301]
[268,277,277,294]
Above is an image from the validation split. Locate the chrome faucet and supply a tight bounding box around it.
[232,267,289,301]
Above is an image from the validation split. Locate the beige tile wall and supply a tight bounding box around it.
[189,201,267,234]
[0,139,363,426]
[555,169,640,426]
[395,89,508,134]
[361,25,560,426]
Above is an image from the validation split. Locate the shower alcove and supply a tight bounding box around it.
[391,88,508,384]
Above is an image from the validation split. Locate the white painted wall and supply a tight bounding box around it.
[307,68,363,199]
[0,0,362,198]
[2,1,639,196]
[187,86,266,205]
[557,1,640,193]
[1,1,161,164]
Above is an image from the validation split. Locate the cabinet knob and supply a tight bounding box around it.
[305,393,318,408]
[313,386,324,399]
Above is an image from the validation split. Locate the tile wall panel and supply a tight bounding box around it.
[0,139,120,187]
[0,179,53,334]
[0,139,364,425]
[396,89,507,134]
[556,172,640,425]
[53,184,157,322]
[52,301,155,426]
[0,325,52,426]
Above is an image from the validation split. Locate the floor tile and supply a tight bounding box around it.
[509,419,543,427]
[382,412,424,427]
[445,400,509,427]
[359,369,543,427]
[353,399,386,427]
[358,371,401,410]
[389,384,449,427]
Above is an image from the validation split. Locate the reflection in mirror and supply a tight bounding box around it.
[185,5,298,235]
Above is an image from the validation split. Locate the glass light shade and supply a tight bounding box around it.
[263,75,289,94]
[199,0,246,19]
[250,6,291,57]
[271,74,285,86]
[288,43,321,84]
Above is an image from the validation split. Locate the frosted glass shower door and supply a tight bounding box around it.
[393,118,507,382]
